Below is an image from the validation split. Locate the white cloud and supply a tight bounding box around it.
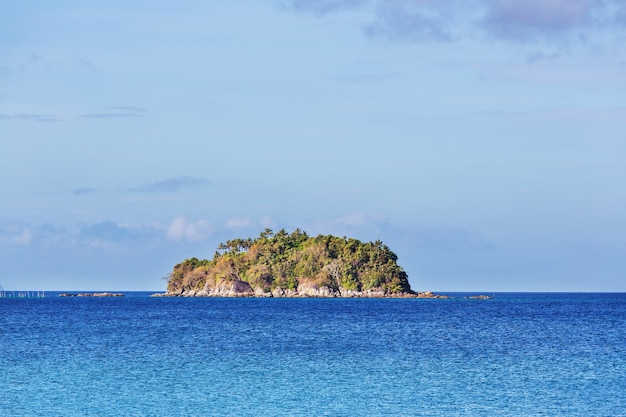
[166,216,214,242]
[226,217,253,228]
[335,211,387,227]
[16,228,33,245]
[284,0,368,15]
[305,211,389,237]
[260,216,277,229]
[0,222,33,246]
[129,176,209,193]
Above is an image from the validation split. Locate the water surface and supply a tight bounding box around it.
[2,293,624,416]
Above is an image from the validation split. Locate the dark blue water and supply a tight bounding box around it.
[2,293,625,416]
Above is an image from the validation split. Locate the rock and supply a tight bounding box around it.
[164,282,448,299]
[254,287,273,297]
[296,283,335,297]
[191,280,255,297]
[467,294,493,300]
[271,287,285,297]
[59,292,124,297]
[415,291,450,299]
[231,280,254,296]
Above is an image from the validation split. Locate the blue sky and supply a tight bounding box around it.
[1,0,625,292]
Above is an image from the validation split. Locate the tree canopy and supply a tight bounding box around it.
[167,228,413,296]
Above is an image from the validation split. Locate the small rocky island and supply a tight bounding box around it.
[59,292,124,297]
[162,228,447,298]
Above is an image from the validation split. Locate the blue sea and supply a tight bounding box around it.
[1,293,625,416]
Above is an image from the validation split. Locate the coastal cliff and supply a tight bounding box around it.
[164,228,444,298]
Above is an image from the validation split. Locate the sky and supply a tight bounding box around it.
[1,0,625,292]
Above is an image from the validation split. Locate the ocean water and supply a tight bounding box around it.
[1,293,625,416]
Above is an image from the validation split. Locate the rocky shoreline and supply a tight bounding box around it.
[153,280,449,299]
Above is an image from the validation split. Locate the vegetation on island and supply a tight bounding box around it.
[166,228,413,296]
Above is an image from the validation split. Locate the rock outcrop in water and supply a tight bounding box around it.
[467,294,493,300]
[59,292,124,297]
[164,228,446,298]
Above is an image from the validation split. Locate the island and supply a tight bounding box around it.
[162,228,448,298]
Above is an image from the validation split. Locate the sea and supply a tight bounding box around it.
[1,292,624,416]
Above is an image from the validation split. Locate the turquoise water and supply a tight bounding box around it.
[2,293,625,416]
